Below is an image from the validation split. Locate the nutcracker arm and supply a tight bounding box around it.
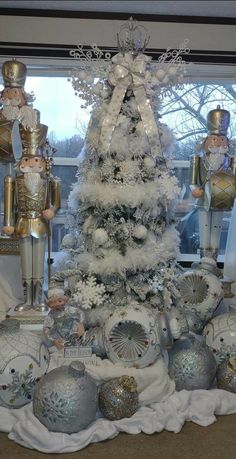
[3,175,15,227]
[189,155,201,189]
[49,177,61,214]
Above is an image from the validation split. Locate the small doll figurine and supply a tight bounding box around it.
[43,286,85,350]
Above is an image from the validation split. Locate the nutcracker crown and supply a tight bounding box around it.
[207,105,230,136]
[2,59,27,88]
[117,17,150,55]
[20,120,48,157]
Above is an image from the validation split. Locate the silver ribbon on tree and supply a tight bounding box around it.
[100,52,162,157]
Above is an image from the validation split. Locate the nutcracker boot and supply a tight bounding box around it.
[14,280,33,312]
[33,279,49,312]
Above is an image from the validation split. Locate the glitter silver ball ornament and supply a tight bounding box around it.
[99,375,139,420]
[33,361,98,433]
[0,319,50,408]
[168,335,217,391]
[216,357,236,393]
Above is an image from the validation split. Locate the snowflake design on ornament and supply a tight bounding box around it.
[73,276,106,309]
[7,366,36,403]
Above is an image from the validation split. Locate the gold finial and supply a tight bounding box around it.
[2,58,27,88]
[207,105,230,136]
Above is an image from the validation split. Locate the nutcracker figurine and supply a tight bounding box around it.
[2,116,61,312]
[190,105,236,260]
[0,58,37,163]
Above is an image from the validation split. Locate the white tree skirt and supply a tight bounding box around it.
[1,355,236,454]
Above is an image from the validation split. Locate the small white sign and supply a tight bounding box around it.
[64,346,93,358]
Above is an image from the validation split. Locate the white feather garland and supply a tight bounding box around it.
[68,177,180,209]
[75,226,179,275]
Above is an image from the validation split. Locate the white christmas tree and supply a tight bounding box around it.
[54,19,189,325]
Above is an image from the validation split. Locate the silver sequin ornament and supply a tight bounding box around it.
[99,375,139,420]
[33,361,98,433]
[216,357,236,393]
[168,335,217,391]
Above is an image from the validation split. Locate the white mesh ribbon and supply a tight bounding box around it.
[100,52,162,157]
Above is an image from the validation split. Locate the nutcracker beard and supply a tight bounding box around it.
[1,97,37,129]
[23,172,42,194]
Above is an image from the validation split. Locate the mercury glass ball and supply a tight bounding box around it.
[33,361,98,433]
[168,335,217,391]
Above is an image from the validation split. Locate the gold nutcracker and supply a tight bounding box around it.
[0,59,37,163]
[2,116,61,312]
[190,105,236,260]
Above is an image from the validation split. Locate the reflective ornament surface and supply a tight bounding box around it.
[0,319,50,408]
[177,268,223,324]
[99,375,139,420]
[216,357,236,393]
[33,361,98,433]
[203,310,236,364]
[103,305,161,368]
[168,335,216,391]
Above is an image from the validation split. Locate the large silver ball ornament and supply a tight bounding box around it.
[33,361,98,433]
[216,357,236,393]
[99,375,139,420]
[168,335,217,391]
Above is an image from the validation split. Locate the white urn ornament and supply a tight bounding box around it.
[103,304,187,369]
[177,257,223,329]
[203,310,236,364]
[0,319,50,408]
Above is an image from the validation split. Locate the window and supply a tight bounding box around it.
[0,62,235,263]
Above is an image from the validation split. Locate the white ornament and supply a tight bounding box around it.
[143,157,155,169]
[103,304,161,368]
[77,70,87,80]
[167,66,177,76]
[93,228,109,246]
[133,225,148,240]
[177,268,223,323]
[0,320,50,408]
[203,310,236,364]
[156,69,166,81]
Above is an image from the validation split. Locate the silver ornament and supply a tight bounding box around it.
[168,335,217,391]
[216,357,236,393]
[99,375,139,420]
[33,361,98,433]
[0,319,50,408]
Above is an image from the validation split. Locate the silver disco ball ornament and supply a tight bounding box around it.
[168,335,217,391]
[216,357,236,393]
[99,375,139,420]
[33,361,98,433]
